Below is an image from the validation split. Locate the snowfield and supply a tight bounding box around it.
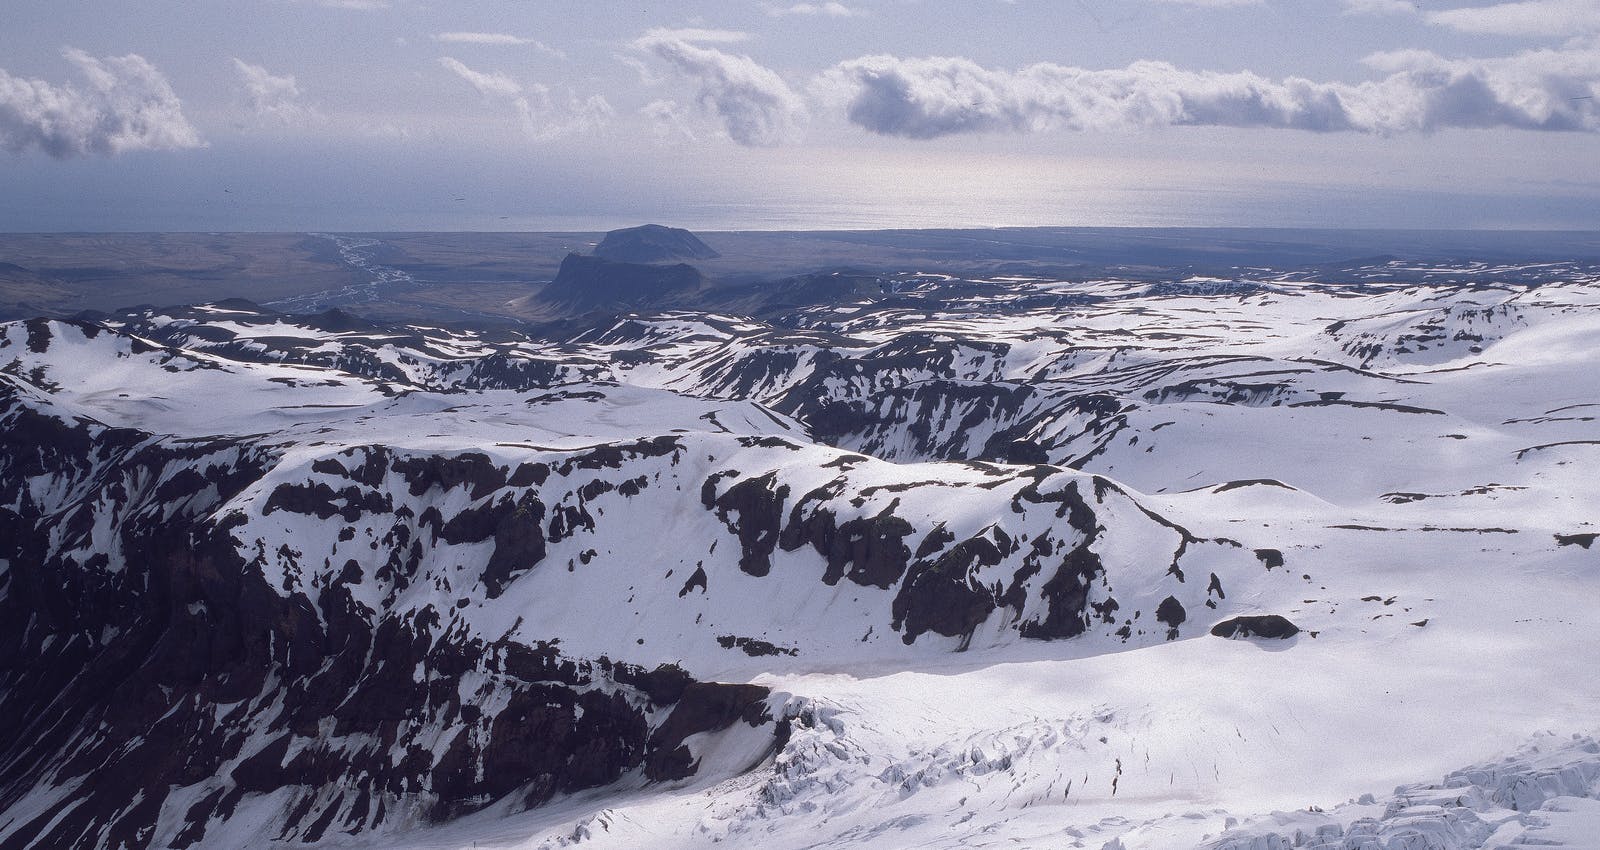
[2,271,1599,850]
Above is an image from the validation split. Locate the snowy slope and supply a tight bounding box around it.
[3,268,1600,850]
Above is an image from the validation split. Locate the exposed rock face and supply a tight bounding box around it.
[541,253,705,313]
[593,224,720,264]
[1556,532,1598,549]
[107,300,613,391]
[0,379,775,849]
[1210,615,1301,640]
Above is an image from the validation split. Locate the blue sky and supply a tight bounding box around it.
[3,0,1599,230]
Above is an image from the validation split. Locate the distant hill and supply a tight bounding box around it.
[594,225,720,263]
[539,253,706,313]
[0,262,79,320]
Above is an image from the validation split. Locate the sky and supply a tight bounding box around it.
[2,0,1599,231]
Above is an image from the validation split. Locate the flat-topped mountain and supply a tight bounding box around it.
[538,253,706,313]
[593,224,720,263]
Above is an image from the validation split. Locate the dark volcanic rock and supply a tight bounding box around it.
[1556,532,1598,549]
[779,495,915,590]
[1015,480,1106,641]
[716,635,799,657]
[645,682,771,781]
[1210,614,1300,640]
[540,254,706,314]
[593,224,720,263]
[0,391,776,849]
[704,470,790,577]
[893,538,1001,648]
[1155,595,1187,641]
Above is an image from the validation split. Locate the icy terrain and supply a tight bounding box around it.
[3,269,1600,849]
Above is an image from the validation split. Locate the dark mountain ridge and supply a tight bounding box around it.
[593,224,720,263]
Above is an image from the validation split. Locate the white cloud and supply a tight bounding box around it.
[817,56,1355,137]
[436,32,534,45]
[618,55,663,86]
[1426,0,1600,37]
[438,57,612,141]
[770,2,863,16]
[638,28,752,44]
[0,48,203,158]
[640,99,700,139]
[1146,0,1264,6]
[440,57,523,99]
[432,32,566,59]
[632,30,807,145]
[1342,0,1418,15]
[1361,44,1600,128]
[817,46,1600,138]
[231,59,315,126]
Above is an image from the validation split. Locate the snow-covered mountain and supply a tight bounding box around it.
[3,268,1600,849]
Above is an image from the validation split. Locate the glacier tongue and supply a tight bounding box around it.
[1208,733,1600,850]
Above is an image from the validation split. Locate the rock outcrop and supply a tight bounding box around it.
[593,224,720,264]
[540,253,705,313]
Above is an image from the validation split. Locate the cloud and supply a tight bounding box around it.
[817,47,1600,138]
[1146,0,1263,6]
[232,59,314,126]
[618,55,663,86]
[440,57,523,99]
[307,0,389,9]
[631,30,806,145]
[0,48,203,158]
[1425,0,1600,37]
[818,56,1359,137]
[638,28,752,44]
[1342,0,1418,14]
[769,2,863,16]
[438,57,612,141]
[433,32,566,59]
[1361,45,1600,128]
[640,99,700,139]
